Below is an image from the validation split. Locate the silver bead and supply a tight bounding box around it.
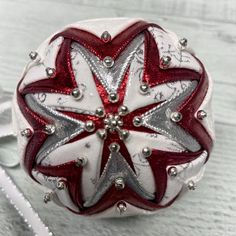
[56,180,65,190]
[188,180,196,190]
[103,56,114,68]
[44,124,56,135]
[29,51,38,60]
[76,157,87,167]
[119,129,129,141]
[96,129,107,140]
[133,116,142,127]
[160,55,171,68]
[85,120,95,132]
[111,119,118,126]
[197,110,207,120]
[95,107,105,117]
[117,120,124,127]
[116,201,127,215]
[43,192,52,204]
[71,88,83,100]
[142,147,152,157]
[114,177,125,190]
[108,92,119,103]
[139,83,150,95]
[21,128,32,138]
[118,105,129,116]
[45,67,55,77]
[109,142,120,152]
[170,111,182,122]
[179,38,188,48]
[168,166,178,177]
[101,31,111,43]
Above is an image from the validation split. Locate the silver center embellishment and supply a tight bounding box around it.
[96,111,130,141]
[104,114,123,133]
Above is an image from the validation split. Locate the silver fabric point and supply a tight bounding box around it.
[45,67,55,77]
[71,88,83,100]
[170,111,183,122]
[101,31,111,43]
[83,150,154,207]
[44,124,56,135]
[197,110,207,120]
[21,128,32,138]
[142,147,152,157]
[116,201,127,215]
[168,166,178,177]
[188,180,196,190]
[85,120,95,132]
[114,177,125,190]
[103,56,114,68]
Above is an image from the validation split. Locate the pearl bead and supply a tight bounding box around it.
[133,116,142,127]
[179,38,188,48]
[101,31,111,43]
[85,120,95,132]
[109,142,120,152]
[44,124,56,135]
[108,92,119,103]
[142,147,152,157]
[139,83,150,95]
[21,128,33,138]
[29,51,38,60]
[197,110,207,120]
[116,201,127,215]
[114,177,125,190]
[170,111,183,122]
[168,166,178,177]
[160,55,171,68]
[103,56,114,68]
[45,67,55,77]
[76,157,87,167]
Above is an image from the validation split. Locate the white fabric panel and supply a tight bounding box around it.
[41,134,104,202]
[32,92,100,116]
[195,70,215,139]
[159,151,208,206]
[124,76,192,113]
[125,131,185,194]
[67,18,142,39]
[19,37,64,90]
[148,26,202,73]
[32,170,79,212]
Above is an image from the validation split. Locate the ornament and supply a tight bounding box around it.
[13,18,214,217]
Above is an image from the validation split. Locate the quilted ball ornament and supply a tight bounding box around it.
[13,18,214,217]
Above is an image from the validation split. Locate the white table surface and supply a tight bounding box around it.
[0,0,236,235]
